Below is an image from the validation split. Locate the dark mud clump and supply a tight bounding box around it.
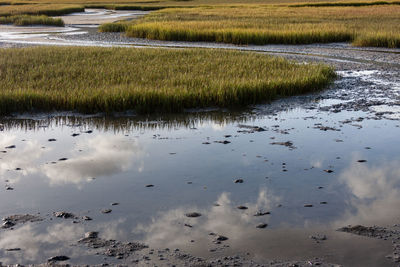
[270,141,296,149]
[237,124,266,133]
[2,214,43,229]
[338,225,400,263]
[53,211,75,219]
[337,225,397,239]
[48,255,70,262]
[185,212,201,218]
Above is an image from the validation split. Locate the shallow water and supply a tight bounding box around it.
[1,7,400,266]
[1,67,400,265]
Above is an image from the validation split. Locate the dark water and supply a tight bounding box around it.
[0,69,399,265]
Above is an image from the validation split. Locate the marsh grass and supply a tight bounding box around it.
[0,4,84,16]
[0,15,64,26]
[121,5,400,48]
[99,21,128,32]
[291,0,400,7]
[0,47,335,114]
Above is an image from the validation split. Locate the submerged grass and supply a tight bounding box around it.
[0,47,335,114]
[121,5,400,48]
[0,15,64,26]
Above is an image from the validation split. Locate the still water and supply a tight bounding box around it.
[0,68,399,265]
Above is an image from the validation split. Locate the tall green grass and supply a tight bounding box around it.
[99,21,128,32]
[119,5,400,48]
[0,15,64,26]
[0,4,84,16]
[0,47,335,114]
[291,0,400,7]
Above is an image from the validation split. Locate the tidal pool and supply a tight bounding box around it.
[1,7,400,266]
[0,67,400,265]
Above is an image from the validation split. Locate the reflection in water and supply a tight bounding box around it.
[0,223,84,263]
[0,135,44,182]
[0,219,128,264]
[42,135,144,186]
[336,158,400,226]
[135,189,279,248]
[0,134,144,187]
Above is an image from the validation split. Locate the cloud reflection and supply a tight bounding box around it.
[335,158,400,226]
[135,189,279,248]
[0,218,128,264]
[42,135,144,186]
[0,135,44,181]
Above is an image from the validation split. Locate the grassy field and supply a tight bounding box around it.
[0,4,84,16]
[120,5,400,48]
[0,47,335,114]
[0,15,64,26]
[1,0,399,47]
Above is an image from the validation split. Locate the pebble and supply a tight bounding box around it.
[85,231,98,238]
[234,179,244,183]
[53,212,74,219]
[185,212,201,218]
[102,209,112,214]
[237,205,248,210]
[215,235,228,241]
[256,223,268,229]
[48,256,70,262]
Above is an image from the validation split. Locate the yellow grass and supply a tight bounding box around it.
[0,47,335,114]
[122,5,400,47]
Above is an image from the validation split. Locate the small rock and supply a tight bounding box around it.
[58,158,68,161]
[5,248,21,251]
[5,145,16,149]
[323,169,334,173]
[111,203,119,206]
[304,204,313,207]
[256,223,268,229]
[310,234,327,241]
[85,231,98,238]
[234,179,244,183]
[237,206,248,210]
[215,235,228,241]
[101,209,112,214]
[82,216,92,221]
[145,184,154,188]
[254,211,270,216]
[2,221,15,228]
[357,160,367,163]
[54,212,74,219]
[320,201,328,204]
[71,133,80,137]
[48,255,70,262]
[48,139,57,142]
[185,212,201,218]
